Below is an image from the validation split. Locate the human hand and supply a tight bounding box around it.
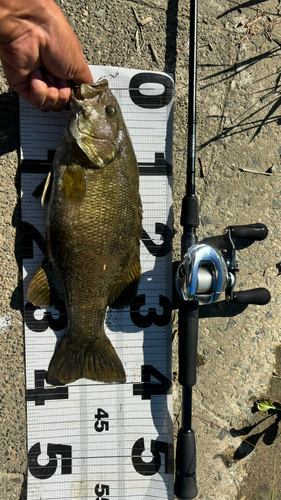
[0,0,93,111]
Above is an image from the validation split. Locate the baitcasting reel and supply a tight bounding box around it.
[176,223,271,306]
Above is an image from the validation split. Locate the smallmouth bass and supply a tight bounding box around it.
[27,80,142,385]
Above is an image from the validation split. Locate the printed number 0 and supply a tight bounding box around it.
[129,73,173,109]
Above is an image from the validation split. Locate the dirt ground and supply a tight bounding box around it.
[1,0,281,499]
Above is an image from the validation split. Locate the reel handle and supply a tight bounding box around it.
[233,288,271,305]
[228,223,268,241]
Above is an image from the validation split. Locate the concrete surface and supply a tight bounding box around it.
[1,0,281,499]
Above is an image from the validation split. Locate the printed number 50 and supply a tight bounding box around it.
[95,483,109,499]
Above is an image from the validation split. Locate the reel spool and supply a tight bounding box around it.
[176,223,270,306]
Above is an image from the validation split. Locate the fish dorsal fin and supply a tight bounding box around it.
[109,196,142,309]
[27,259,60,307]
[61,163,86,202]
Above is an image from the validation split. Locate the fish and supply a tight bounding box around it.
[27,80,142,385]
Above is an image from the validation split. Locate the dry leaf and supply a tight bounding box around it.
[140,17,153,26]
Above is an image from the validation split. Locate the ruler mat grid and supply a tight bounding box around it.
[21,66,174,500]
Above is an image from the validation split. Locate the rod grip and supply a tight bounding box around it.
[228,223,268,241]
[178,301,199,387]
[175,429,197,499]
[233,288,271,305]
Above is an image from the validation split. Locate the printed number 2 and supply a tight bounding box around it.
[142,223,172,257]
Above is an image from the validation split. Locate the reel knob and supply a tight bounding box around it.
[232,288,271,305]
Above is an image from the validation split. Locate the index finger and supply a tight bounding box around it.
[71,61,93,86]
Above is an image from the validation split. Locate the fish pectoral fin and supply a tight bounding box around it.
[109,254,141,310]
[31,168,53,206]
[62,162,86,202]
[46,332,126,385]
[27,258,60,307]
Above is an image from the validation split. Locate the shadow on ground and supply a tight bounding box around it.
[225,346,281,500]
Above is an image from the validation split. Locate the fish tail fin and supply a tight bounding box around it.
[46,332,126,385]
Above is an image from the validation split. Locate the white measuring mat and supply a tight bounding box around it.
[20,66,174,500]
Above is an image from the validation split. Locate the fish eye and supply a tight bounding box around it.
[105,104,116,116]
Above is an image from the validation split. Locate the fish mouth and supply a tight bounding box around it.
[69,79,119,167]
[72,80,109,101]
[70,79,114,143]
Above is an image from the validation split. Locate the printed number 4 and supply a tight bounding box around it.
[133,365,171,400]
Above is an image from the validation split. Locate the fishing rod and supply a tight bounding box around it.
[174,0,271,498]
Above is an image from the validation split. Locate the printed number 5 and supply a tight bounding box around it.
[28,443,72,479]
[95,483,109,498]
[131,438,172,476]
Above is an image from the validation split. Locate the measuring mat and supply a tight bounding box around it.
[20,66,174,500]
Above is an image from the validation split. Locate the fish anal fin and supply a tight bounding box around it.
[27,258,60,307]
[109,257,141,310]
[46,332,126,385]
[62,163,86,202]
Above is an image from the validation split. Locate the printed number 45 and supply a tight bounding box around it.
[94,408,109,432]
